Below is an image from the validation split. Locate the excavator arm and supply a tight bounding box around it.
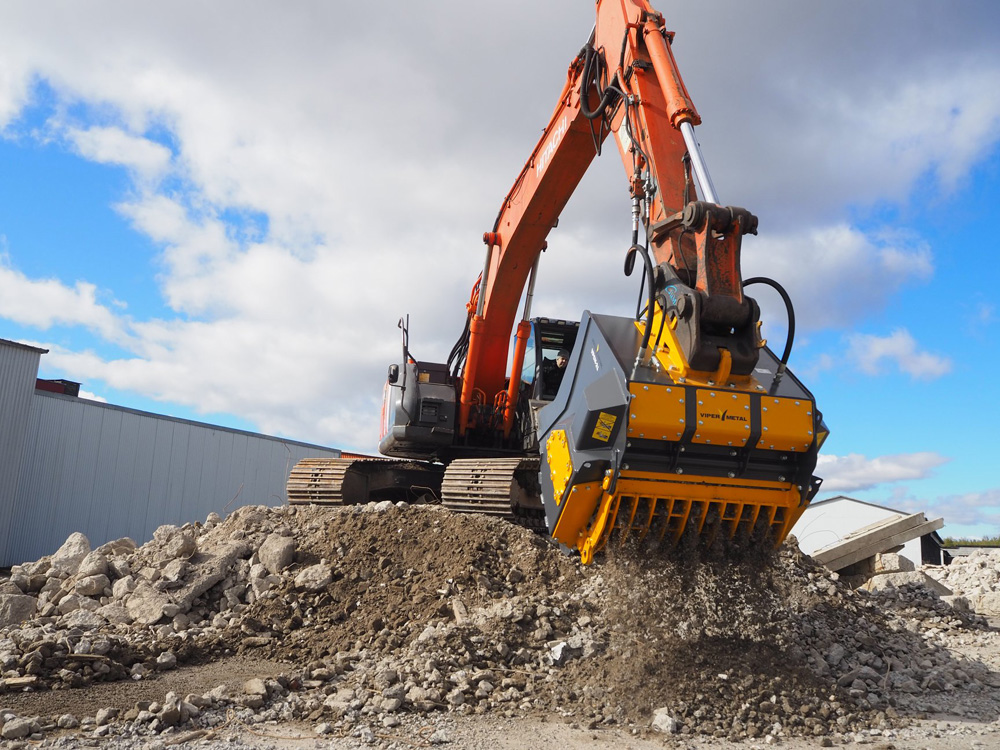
[457,0,750,436]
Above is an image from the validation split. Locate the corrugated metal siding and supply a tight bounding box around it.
[0,341,44,566]
[3,391,340,566]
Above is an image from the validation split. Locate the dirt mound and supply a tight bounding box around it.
[222,504,584,662]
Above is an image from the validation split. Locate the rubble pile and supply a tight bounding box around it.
[926,549,1000,617]
[1,503,999,746]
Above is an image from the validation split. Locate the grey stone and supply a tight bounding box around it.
[57,714,80,729]
[1,717,35,740]
[244,678,268,696]
[170,542,252,610]
[75,573,111,597]
[866,571,952,597]
[50,532,91,576]
[875,552,915,573]
[96,604,132,625]
[126,583,173,625]
[651,707,678,733]
[162,559,189,583]
[295,563,332,592]
[259,534,296,574]
[77,551,109,578]
[161,530,197,561]
[973,591,1000,616]
[113,575,137,599]
[0,594,37,629]
[61,609,106,630]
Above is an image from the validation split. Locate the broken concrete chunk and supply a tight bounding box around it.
[77,550,110,578]
[651,707,679,733]
[50,532,91,576]
[865,571,952,597]
[126,583,174,625]
[295,563,332,592]
[160,530,197,561]
[259,533,296,574]
[875,552,916,573]
[0,594,37,629]
[75,573,111,597]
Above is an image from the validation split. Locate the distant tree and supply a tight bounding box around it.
[942,535,1000,547]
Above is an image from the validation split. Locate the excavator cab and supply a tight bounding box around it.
[520,318,580,401]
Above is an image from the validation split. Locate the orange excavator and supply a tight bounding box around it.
[289,0,828,563]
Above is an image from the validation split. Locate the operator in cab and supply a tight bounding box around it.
[543,349,570,397]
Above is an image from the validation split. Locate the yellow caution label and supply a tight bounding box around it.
[592,412,618,442]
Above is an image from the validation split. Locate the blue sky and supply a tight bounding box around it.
[1,1,998,539]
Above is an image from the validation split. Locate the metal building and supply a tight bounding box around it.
[0,338,340,567]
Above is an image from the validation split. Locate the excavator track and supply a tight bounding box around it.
[441,457,547,531]
[287,457,443,506]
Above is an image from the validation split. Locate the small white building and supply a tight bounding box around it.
[792,495,945,568]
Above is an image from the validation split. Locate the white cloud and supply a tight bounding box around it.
[858,486,1000,540]
[0,0,998,453]
[0,257,128,344]
[744,225,933,332]
[66,125,171,182]
[817,452,950,493]
[929,489,1000,535]
[846,329,952,379]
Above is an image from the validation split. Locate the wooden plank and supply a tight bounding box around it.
[812,513,926,564]
[818,517,944,572]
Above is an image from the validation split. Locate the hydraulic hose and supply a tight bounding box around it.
[580,45,618,120]
[624,243,656,374]
[743,276,795,369]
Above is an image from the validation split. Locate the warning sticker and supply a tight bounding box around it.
[592,412,618,442]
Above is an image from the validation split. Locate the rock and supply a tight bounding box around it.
[1,717,34,740]
[651,707,678,733]
[295,563,332,592]
[825,643,846,667]
[75,573,111,597]
[875,552,915,573]
[0,594,37,629]
[158,528,197,561]
[973,591,1000,617]
[259,534,296,574]
[57,714,80,729]
[50,532,91,576]
[97,604,132,624]
[126,583,174,625]
[112,575,137,599]
[77,551,110,578]
[548,640,583,665]
[244,678,268,696]
[61,609,106,630]
[170,541,252,610]
[161,559,189,583]
[866,571,952,597]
